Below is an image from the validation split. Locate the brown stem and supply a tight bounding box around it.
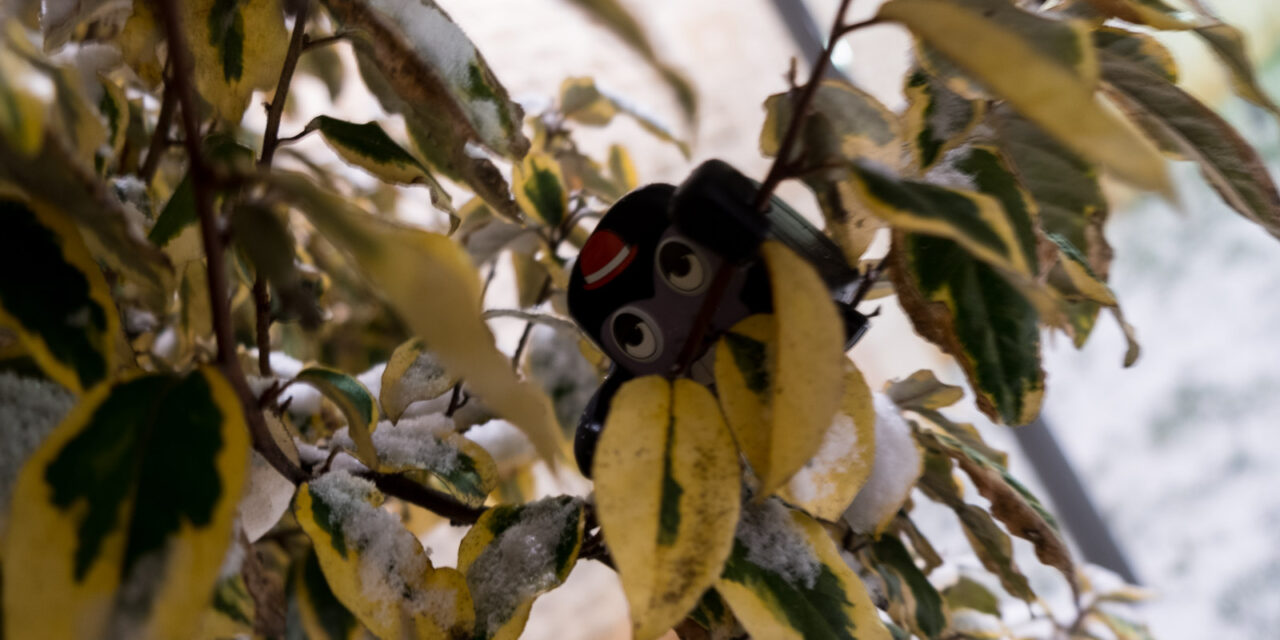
[358,470,486,524]
[302,31,350,52]
[253,277,272,375]
[139,77,177,183]
[753,0,870,211]
[510,274,554,371]
[259,0,311,168]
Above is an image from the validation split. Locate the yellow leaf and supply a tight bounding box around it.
[4,368,250,640]
[777,361,876,521]
[716,500,891,640]
[594,377,740,640]
[295,366,381,468]
[272,173,563,465]
[296,471,475,640]
[380,337,457,423]
[714,241,844,496]
[878,0,1169,191]
[181,0,288,123]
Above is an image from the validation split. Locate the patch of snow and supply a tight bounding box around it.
[331,414,460,473]
[786,410,865,506]
[464,419,535,472]
[736,498,821,589]
[0,373,74,520]
[466,496,581,634]
[843,393,922,534]
[924,145,978,192]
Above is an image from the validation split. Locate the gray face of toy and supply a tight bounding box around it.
[597,225,756,378]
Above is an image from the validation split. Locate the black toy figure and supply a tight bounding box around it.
[567,160,871,476]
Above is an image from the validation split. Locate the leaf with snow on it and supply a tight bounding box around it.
[716,499,890,640]
[332,414,498,507]
[778,360,876,521]
[295,470,475,639]
[843,394,922,535]
[380,337,457,423]
[457,495,585,639]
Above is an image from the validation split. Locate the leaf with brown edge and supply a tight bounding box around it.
[918,429,1076,596]
[1100,49,1280,241]
[593,377,740,640]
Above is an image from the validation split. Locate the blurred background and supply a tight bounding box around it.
[265,1,1280,637]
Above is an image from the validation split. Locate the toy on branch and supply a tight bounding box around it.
[567,160,873,476]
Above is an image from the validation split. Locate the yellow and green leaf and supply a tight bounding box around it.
[457,496,585,639]
[380,337,457,423]
[1195,23,1280,122]
[181,0,289,123]
[777,360,877,521]
[716,499,890,640]
[1081,0,1202,30]
[1100,49,1280,241]
[593,376,740,640]
[308,115,454,215]
[903,67,985,172]
[879,0,1170,191]
[296,472,475,640]
[271,173,564,464]
[942,576,1000,616]
[0,28,49,157]
[0,197,119,393]
[561,77,691,158]
[867,536,948,638]
[885,369,964,412]
[296,366,381,468]
[337,417,499,508]
[714,241,845,496]
[329,0,529,160]
[4,367,250,640]
[289,548,363,640]
[512,151,569,228]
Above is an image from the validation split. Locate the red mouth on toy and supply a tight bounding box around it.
[580,230,636,290]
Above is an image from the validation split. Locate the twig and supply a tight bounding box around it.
[358,470,487,524]
[139,76,176,183]
[253,278,272,375]
[302,31,350,52]
[259,0,311,167]
[444,381,466,417]
[753,1,877,211]
[509,275,554,371]
[157,0,308,486]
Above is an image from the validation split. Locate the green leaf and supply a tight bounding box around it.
[0,29,49,156]
[869,536,947,639]
[716,499,890,640]
[903,67,985,172]
[4,367,250,640]
[1099,50,1280,241]
[885,369,964,412]
[296,471,475,640]
[878,0,1170,191]
[942,577,1000,616]
[183,0,288,123]
[328,0,528,160]
[307,116,454,216]
[295,366,380,468]
[289,548,361,640]
[270,173,563,464]
[97,76,129,171]
[379,337,457,423]
[594,377,740,640]
[0,197,118,393]
[1080,0,1202,30]
[456,496,585,639]
[561,0,697,120]
[561,77,691,158]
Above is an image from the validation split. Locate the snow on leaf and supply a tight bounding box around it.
[296,366,381,469]
[457,495,585,639]
[843,394,923,535]
[296,470,474,639]
[380,337,457,423]
[716,499,890,640]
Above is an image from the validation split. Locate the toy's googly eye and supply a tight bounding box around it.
[609,307,663,362]
[657,237,708,295]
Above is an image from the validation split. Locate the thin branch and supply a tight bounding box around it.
[302,31,351,52]
[509,275,554,371]
[259,0,311,167]
[139,76,177,183]
[753,0,867,211]
[482,308,583,336]
[156,0,308,486]
[253,277,273,375]
[358,470,486,524]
